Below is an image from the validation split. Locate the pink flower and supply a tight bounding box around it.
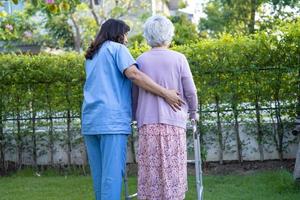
[5,24,13,31]
[24,31,33,38]
[45,0,55,4]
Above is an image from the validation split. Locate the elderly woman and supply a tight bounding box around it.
[132,16,198,200]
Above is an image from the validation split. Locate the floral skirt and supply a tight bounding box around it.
[137,124,187,200]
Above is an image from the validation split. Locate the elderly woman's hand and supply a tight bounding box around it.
[163,89,185,112]
[189,112,199,122]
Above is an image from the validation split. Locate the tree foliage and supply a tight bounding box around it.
[170,14,199,45]
[199,0,299,36]
[4,0,152,51]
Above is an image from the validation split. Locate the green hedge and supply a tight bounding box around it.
[131,22,299,164]
[0,21,299,168]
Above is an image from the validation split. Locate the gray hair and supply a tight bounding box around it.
[143,15,175,47]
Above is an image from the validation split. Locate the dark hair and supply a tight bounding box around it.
[85,19,130,59]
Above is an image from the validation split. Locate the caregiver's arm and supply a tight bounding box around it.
[125,65,184,111]
[132,83,138,121]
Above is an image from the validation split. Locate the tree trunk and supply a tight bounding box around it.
[255,96,264,161]
[270,104,279,158]
[32,112,37,168]
[198,99,205,166]
[70,14,81,52]
[273,72,284,160]
[67,109,72,168]
[0,116,4,173]
[253,74,264,161]
[249,0,257,34]
[46,86,54,167]
[215,95,223,164]
[16,96,22,169]
[30,90,37,169]
[297,68,300,117]
[66,83,72,168]
[0,92,5,173]
[232,101,242,163]
[275,98,284,160]
[89,0,101,26]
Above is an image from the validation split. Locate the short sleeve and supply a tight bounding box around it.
[115,45,136,74]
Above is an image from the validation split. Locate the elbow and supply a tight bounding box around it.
[125,67,140,81]
[185,92,198,105]
[128,70,142,83]
[185,91,197,100]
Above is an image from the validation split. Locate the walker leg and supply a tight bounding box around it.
[124,168,130,200]
[193,123,204,200]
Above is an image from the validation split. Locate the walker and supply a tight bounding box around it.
[190,119,204,200]
[124,120,204,200]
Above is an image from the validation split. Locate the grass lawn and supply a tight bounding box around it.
[0,169,299,200]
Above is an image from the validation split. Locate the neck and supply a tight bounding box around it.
[152,45,168,49]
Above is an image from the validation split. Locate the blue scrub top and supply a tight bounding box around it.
[81,41,136,135]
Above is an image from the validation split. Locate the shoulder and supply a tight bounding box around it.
[136,51,150,62]
[102,41,127,55]
[107,41,127,51]
[104,41,133,61]
[168,49,186,60]
[172,50,190,66]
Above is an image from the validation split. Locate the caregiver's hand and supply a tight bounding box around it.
[125,64,184,111]
[162,89,185,112]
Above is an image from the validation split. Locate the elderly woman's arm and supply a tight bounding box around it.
[181,56,198,120]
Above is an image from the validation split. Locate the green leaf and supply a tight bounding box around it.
[59,2,70,12]
[11,0,18,5]
[48,4,59,14]
[31,0,38,7]
[0,11,7,17]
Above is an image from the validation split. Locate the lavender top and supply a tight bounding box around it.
[132,48,198,129]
